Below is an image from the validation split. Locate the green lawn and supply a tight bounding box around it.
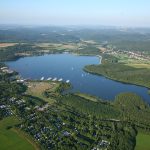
[135,133,150,150]
[0,116,37,150]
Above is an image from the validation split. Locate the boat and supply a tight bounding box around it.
[52,78,57,81]
[47,77,52,80]
[58,78,63,82]
[66,80,70,83]
[41,77,44,80]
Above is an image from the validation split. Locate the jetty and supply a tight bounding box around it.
[96,55,102,64]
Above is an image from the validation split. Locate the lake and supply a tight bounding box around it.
[6,53,150,103]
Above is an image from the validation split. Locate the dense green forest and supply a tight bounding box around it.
[84,55,150,88]
[1,26,150,53]
[0,27,80,43]
[114,93,150,129]
[76,45,100,55]
[71,28,150,52]
[111,41,150,52]
[59,94,120,118]
[0,44,39,61]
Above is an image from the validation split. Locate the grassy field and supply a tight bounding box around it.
[27,81,59,103]
[135,133,150,150]
[111,53,150,69]
[126,63,150,69]
[35,43,78,50]
[0,116,37,150]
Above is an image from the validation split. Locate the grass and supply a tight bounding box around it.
[135,132,150,150]
[27,81,59,103]
[112,53,150,69]
[126,63,150,69]
[35,43,78,50]
[0,116,38,150]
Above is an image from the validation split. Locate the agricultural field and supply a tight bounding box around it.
[125,63,150,69]
[135,133,150,150]
[0,116,37,150]
[35,43,79,50]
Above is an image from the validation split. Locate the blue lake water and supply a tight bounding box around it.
[6,53,150,103]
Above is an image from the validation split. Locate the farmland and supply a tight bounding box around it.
[0,116,37,150]
[135,133,150,150]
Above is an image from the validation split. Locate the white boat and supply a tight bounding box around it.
[66,80,70,83]
[52,78,57,81]
[58,78,63,82]
[47,77,52,80]
[41,77,44,80]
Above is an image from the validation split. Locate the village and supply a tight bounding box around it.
[1,93,112,150]
[103,46,150,62]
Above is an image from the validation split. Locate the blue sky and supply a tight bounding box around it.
[0,0,150,27]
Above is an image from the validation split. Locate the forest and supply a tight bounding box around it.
[84,54,150,89]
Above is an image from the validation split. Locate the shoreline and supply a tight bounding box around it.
[3,52,150,100]
[84,67,150,90]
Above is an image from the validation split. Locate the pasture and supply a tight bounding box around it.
[0,116,37,150]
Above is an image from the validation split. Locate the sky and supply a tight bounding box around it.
[0,0,150,27]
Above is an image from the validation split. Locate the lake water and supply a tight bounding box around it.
[6,53,150,103]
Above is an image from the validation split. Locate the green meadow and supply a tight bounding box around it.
[0,116,37,150]
[135,133,150,150]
